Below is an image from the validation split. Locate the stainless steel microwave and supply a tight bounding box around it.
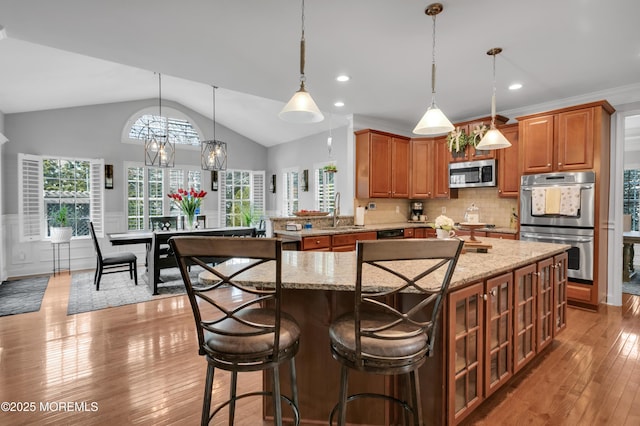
[448,159,496,188]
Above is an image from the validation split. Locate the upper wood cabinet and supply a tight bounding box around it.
[410,137,457,199]
[356,129,410,198]
[518,101,614,174]
[496,123,519,198]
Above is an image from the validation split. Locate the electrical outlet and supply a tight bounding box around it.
[368,202,376,210]
[441,207,446,214]
[395,206,400,214]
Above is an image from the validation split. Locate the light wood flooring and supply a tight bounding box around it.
[0,273,639,425]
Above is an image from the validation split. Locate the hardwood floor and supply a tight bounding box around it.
[1,274,639,425]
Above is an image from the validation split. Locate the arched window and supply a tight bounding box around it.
[122,106,204,147]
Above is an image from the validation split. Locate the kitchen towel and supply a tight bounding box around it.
[355,206,365,226]
[559,185,581,216]
[531,188,546,216]
[545,187,561,214]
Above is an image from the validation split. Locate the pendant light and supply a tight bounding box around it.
[201,85,228,171]
[279,0,324,123]
[476,48,512,150]
[413,3,454,136]
[144,73,175,167]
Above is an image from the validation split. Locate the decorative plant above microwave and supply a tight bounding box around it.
[447,124,488,153]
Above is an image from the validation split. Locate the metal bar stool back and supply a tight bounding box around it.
[170,236,300,426]
[329,238,464,425]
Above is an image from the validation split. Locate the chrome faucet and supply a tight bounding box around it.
[333,192,341,227]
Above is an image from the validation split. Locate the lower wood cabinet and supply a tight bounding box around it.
[447,255,567,424]
[301,231,377,252]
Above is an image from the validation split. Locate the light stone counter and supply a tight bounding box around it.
[200,238,568,292]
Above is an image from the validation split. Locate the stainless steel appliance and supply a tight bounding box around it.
[377,229,405,239]
[519,171,595,282]
[449,159,496,188]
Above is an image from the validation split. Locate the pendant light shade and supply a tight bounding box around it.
[145,73,175,168]
[279,0,324,123]
[476,47,512,150]
[201,86,228,171]
[413,3,454,136]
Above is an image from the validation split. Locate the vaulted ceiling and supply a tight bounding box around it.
[1,0,639,146]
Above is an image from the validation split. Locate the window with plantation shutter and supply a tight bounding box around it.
[218,170,265,227]
[18,153,105,241]
[315,164,336,212]
[18,154,43,242]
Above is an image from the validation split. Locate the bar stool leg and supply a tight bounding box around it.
[272,365,283,426]
[289,358,299,411]
[409,370,423,425]
[337,364,349,426]
[201,363,215,426]
[229,371,238,425]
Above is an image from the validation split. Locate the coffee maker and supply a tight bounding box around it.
[410,201,423,221]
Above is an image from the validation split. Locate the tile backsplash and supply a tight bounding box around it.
[355,187,517,228]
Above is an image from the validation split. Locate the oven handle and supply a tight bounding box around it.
[520,233,593,243]
[521,184,593,191]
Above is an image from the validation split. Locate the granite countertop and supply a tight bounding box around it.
[274,221,517,239]
[200,239,568,293]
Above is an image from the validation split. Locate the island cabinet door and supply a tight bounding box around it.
[484,272,513,398]
[513,263,538,373]
[447,282,484,425]
[537,257,554,353]
[553,252,569,336]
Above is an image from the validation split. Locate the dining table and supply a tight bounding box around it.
[623,231,640,282]
[107,226,256,294]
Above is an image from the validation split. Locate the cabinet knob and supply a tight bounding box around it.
[558,162,562,166]
[547,163,551,167]
[316,240,321,244]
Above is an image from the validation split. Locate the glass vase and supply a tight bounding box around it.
[185,214,196,231]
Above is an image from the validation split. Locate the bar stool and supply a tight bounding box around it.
[328,238,464,425]
[170,236,300,426]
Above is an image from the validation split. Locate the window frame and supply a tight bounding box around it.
[314,162,336,213]
[18,153,104,241]
[121,106,204,150]
[282,167,300,217]
[218,169,265,227]
[124,161,203,231]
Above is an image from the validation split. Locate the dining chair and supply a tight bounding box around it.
[149,216,179,231]
[170,236,301,426]
[89,222,138,291]
[328,238,464,425]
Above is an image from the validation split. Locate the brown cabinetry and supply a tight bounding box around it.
[496,123,519,198]
[410,137,456,199]
[447,255,566,424]
[301,235,331,251]
[356,129,410,198]
[518,100,613,309]
[486,232,517,240]
[518,101,614,174]
[302,231,378,252]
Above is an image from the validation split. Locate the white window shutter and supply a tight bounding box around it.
[18,153,44,241]
[218,171,227,227]
[90,159,105,237]
[252,171,265,217]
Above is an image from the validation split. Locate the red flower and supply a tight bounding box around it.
[167,187,207,218]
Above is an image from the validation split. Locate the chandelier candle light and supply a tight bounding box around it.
[413,3,454,136]
[145,73,175,168]
[167,188,207,230]
[201,85,227,171]
[476,47,512,150]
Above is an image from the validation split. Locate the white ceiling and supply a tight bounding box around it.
[0,0,639,147]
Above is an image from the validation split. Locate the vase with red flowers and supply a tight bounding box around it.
[167,187,207,230]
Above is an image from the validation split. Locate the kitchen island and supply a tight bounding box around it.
[201,238,569,425]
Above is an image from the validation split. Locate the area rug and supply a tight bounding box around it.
[623,280,640,296]
[0,276,49,317]
[67,267,196,315]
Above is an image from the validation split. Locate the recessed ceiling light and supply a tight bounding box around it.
[334,101,345,107]
[509,83,523,90]
[336,75,350,82]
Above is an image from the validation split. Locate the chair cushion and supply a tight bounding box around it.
[329,312,428,360]
[103,252,136,265]
[204,309,300,357]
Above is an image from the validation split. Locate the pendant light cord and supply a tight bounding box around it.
[491,52,497,128]
[212,85,217,141]
[431,13,437,100]
[299,0,306,86]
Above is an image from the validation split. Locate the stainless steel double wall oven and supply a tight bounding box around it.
[519,171,595,283]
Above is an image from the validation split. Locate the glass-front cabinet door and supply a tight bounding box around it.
[537,258,554,352]
[448,282,484,424]
[484,272,513,398]
[514,264,537,373]
[553,252,569,335]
